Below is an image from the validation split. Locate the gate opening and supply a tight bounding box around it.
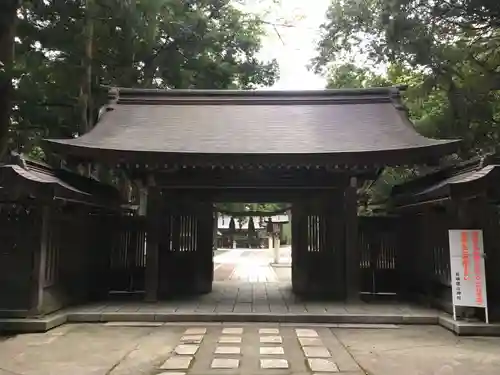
[214,203,291,286]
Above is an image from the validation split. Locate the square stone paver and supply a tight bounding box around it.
[219,336,242,344]
[295,328,319,338]
[259,328,280,335]
[211,358,240,369]
[222,327,244,335]
[307,358,339,372]
[260,359,289,369]
[215,346,241,355]
[184,328,207,335]
[160,356,193,370]
[299,337,323,346]
[180,335,204,344]
[260,336,282,344]
[174,344,199,355]
[260,347,285,355]
[303,346,331,358]
[158,372,186,375]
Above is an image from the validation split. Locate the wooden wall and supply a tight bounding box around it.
[0,204,42,316]
[40,205,95,314]
[395,200,500,320]
[0,201,120,318]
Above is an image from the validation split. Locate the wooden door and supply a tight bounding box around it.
[358,216,399,295]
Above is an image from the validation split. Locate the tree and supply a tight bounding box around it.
[313,0,500,158]
[11,0,279,158]
[0,0,21,160]
[326,63,391,89]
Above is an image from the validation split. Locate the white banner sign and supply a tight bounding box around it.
[448,230,487,308]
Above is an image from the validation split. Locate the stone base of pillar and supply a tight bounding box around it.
[273,236,280,264]
[268,236,273,264]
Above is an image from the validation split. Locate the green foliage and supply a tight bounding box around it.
[326,63,389,89]
[314,0,500,158]
[0,0,21,160]
[315,0,500,207]
[216,202,289,233]
[216,202,288,214]
[9,0,279,157]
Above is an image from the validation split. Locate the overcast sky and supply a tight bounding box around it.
[243,0,331,90]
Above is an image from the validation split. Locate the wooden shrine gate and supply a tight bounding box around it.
[291,191,346,299]
[157,192,214,297]
[358,216,399,295]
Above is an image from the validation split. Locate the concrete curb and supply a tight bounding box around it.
[75,312,439,325]
[1,311,438,333]
[2,311,499,336]
[0,313,67,333]
[438,315,500,336]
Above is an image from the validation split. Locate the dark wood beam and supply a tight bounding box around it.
[214,209,291,217]
[153,168,355,188]
[390,197,450,214]
[160,187,341,203]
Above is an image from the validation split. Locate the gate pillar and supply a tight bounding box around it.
[345,178,360,300]
[145,187,161,302]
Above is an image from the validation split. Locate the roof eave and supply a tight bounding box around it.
[43,138,461,167]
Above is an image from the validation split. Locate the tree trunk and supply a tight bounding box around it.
[0,1,20,161]
[142,60,156,88]
[80,0,94,136]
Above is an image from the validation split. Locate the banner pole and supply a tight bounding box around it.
[482,249,489,324]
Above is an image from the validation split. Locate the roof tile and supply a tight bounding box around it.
[45,87,459,165]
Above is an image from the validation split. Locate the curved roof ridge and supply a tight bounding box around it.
[107,85,406,98]
[107,86,407,106]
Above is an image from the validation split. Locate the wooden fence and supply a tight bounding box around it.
[0,203,41,311]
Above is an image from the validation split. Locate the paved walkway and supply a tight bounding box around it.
[60,247,437,321]
[73,287,435,317]
[1,323,500,375]
[213,247,291,283]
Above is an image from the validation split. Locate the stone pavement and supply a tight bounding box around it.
[71,282,436,318]
[1,323,500,375]
[75,248,430,317]
[333,324,500,375]
[213,248,291,283]
[0,247,440,334]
